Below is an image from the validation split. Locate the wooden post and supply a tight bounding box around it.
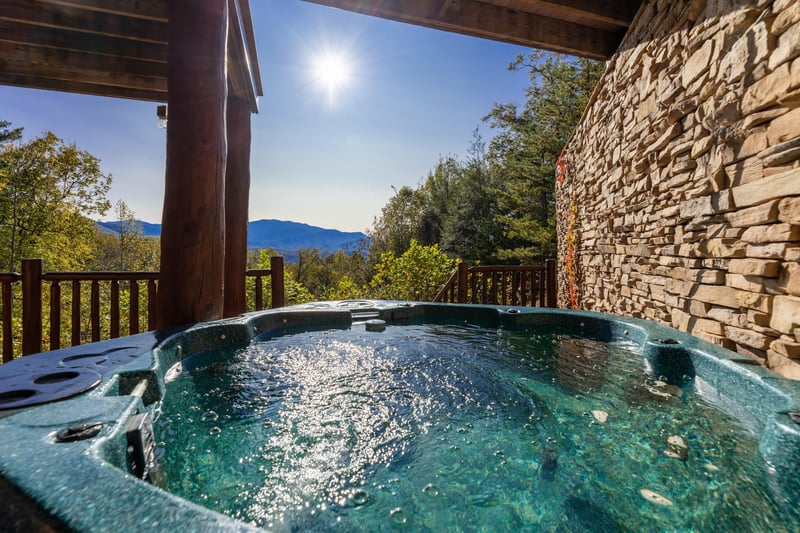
[270,256,285,308]
[158,0,229,328]
[21,259,42,355]
[546,259,557,308]
[223,96,251,317]
[457,262,469,304]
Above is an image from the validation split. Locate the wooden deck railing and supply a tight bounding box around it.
[434,260,557,308]
[1,257,285,363]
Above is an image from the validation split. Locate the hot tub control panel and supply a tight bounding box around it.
[126,412,157,481]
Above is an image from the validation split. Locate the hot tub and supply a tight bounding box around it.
[0,301,798,531]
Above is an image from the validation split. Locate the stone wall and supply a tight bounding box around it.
[557,0,800,378]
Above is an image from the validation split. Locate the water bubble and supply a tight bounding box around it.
[350,490,371,507]
[201,410,219,423]
[208,427,221,436]
[390,508,408,525]
[422,484,440,498]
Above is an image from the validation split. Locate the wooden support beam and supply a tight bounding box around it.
[536,0,639,28]
[157,0,228,328]
[301,0,622,59]
[223,97,251,318]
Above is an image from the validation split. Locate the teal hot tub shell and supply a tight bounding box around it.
[0,301,798,531]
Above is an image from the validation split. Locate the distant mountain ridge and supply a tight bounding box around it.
[95,219,368,260]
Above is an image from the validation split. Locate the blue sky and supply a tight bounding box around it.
[0,0,532,233]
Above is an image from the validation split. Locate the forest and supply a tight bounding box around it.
[0,52,602,314]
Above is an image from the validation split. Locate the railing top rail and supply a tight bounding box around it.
[0,273,22,282]
[245,269,272,276]
[468,265,546,272]
[42,272,160,282]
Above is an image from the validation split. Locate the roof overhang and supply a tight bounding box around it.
[300,0,643,60]
[0,0,263,110]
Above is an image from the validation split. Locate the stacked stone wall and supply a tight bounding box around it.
[557,0,800,378]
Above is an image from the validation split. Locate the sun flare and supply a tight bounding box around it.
[310,50,353,105]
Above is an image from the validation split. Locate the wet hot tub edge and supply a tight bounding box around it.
[0,301,797,532]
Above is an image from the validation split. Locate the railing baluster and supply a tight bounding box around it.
[71,280,81,346]
[130,281,140,335]
[148,280,157,331]
[2,278,17,362]
[90,281,100,342]
[50,282,61,350]
[255,275,263,310]
[110,280,120,339]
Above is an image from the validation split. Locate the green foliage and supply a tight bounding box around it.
[370,240,456,301]
[484,51,603,264]
[440,129,505,263]
[292,248,369,300]
[247,248,315,308]
[367,185,424,263]
[91,200,160,271]
[0,127,112,271]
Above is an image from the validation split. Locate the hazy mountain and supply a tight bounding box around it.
[96,219,368,261]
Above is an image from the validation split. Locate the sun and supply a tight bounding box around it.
[310,50,353,106]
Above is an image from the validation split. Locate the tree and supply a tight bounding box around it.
[0,129,112,271]
[369,240,457,301]
[0,120,22,145]
[484,52,603,264]
[91,200,160,271]
[440,129,505,263]
[416,155,459,247]
[367,185,423,263]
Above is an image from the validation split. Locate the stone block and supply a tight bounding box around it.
[770,295,800,333]
[725,325,773,350]
[725,158,763,187]
[760,139,800,168]
[698,239,748,257]
[747,309,772,327]
[730,168,800,208]
[771,337,800,358]
[742,63,792,114]
[779,262,800,296]
[746,242,792,258]
[768,20,800,71]
[684,39,715,87]
[741,223,800,243]
[726,200,779,227]
[689,318,725,336]
[779,197,800,225]
[737,344,768,364]
[735,127,768,161]
[774,1,800,36]
[736,291,773,312]
[767,107,800,146]
[728,258,781,276]
[767,350,800,379]
[707,306,746,327]
[727,273,766,292]
[689,284,744,308]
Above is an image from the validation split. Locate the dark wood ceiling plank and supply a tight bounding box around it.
[41,0,166,22]
[0,18,166,64]
[0,40,166,81]
[1,52,166,94]
[301,0,620,59]
[533,0,639,28]
[2,0,167,43]
[0,72,165,101]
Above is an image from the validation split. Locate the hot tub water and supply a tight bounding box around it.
[153,321,793,531]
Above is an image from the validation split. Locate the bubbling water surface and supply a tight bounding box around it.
[153,323,796,531]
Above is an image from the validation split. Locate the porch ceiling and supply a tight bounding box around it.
[300,0,644,60]
[0,0,262,109]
